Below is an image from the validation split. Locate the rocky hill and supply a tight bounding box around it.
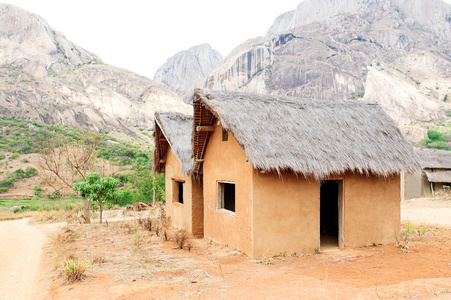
[0,3,190,143]
[197,0,451,141]
[153,44,222,94]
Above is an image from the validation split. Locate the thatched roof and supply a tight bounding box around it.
[424,170,451,183]
[416,148,451,170]
[192,89,420,179]
[153,112,193,175]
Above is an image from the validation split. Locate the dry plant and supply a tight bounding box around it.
[134,229,143,249]
[35,133,102,221]
[395,223,417,253]
[35,204,85,223]
[138,217,152,231]
[91,253,106,264]
[175,230,187,249]
[155,226,161,237]
[60,259,90,283]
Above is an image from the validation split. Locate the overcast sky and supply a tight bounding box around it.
[3,0,451,79]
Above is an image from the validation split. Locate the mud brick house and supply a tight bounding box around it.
[153,112,203,237]
[190,89,419,258]
[155,89,419,258]
[402,148,451,199]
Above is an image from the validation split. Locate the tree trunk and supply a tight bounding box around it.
[83,198,91,223]
[99,201,103,224]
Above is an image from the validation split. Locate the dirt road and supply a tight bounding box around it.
[402,197,451,226]
[0,218,62,300]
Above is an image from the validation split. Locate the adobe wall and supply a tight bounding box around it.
[343,173,401,247]
[191,177,204,237]
[404,172,422,199]
[164,147,193,233]
[202,123,254,255]
[252,171,320,258]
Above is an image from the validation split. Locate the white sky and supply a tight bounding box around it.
[3,0,451,79]
[3,0,303,79]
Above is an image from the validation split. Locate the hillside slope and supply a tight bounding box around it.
[0,3,190,143]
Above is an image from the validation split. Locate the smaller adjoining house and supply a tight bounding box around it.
[402,148,451,199]
[153,112,203,237]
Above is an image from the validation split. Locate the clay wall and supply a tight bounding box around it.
[252,171,320,257]
[202,123,254,255]
[164,148,194,234]
[343,173,401,247]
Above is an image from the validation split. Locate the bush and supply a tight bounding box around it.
[34,185,42,197]
[428,130,444,141]
[0,152,5,160]
[24,167,38,177]
[115,190,133,206]
[60,259,90,283]
[10,152,19,159]
[48,190,62,200]
[0,177,16,188]
[0,187,8,193]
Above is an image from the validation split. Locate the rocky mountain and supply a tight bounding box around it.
[154,44,222,94]
[197,0,451,141]
[0,3,190,143]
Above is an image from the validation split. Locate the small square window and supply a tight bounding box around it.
[173,180,184,204]
[217,182,235,212]
[222,128,228,141]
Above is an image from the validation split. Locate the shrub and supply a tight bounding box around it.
[116,190,133,206]
[60,259,90,283]
[0,152,5,160]
[0,177,16,188]
[34,185,42,197]
[138,217,152,231]
[11,152,19,159]
[175,230,187,249]
[0,187,8,193]
[428,130,444,141]
[49,190,62,200]
[24,167,38,177]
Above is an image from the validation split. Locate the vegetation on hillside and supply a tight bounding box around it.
[416,121,451,151]
[0,116,164,207]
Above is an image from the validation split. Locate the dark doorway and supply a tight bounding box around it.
[320,180,340,249]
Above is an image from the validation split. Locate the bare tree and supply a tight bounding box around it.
[35,133,100,222]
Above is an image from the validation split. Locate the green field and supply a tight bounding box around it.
[0,198,83,212]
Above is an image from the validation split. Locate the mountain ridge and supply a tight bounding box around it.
[0,3,190,144]
[193,0,451,141]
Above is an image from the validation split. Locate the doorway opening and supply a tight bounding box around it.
[320,180,342,250]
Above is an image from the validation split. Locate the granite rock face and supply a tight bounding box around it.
[154,43,222,94]
[0,4,190,142]
[198,0,451,131]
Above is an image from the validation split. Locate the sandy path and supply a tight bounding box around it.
[0,218,62,300]
[402,197,451,226]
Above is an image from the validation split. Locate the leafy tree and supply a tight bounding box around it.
[73,173,121,224]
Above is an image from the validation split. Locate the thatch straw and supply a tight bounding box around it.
[192,88,420,179]
[424,170,451,183]
[154,112,193,175]
[416,148,451,170]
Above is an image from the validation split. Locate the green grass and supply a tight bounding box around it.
[0,198,82,211]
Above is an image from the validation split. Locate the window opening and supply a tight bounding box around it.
[222,128,228,141]
[218,182,235,212]
[173,180,184,204]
